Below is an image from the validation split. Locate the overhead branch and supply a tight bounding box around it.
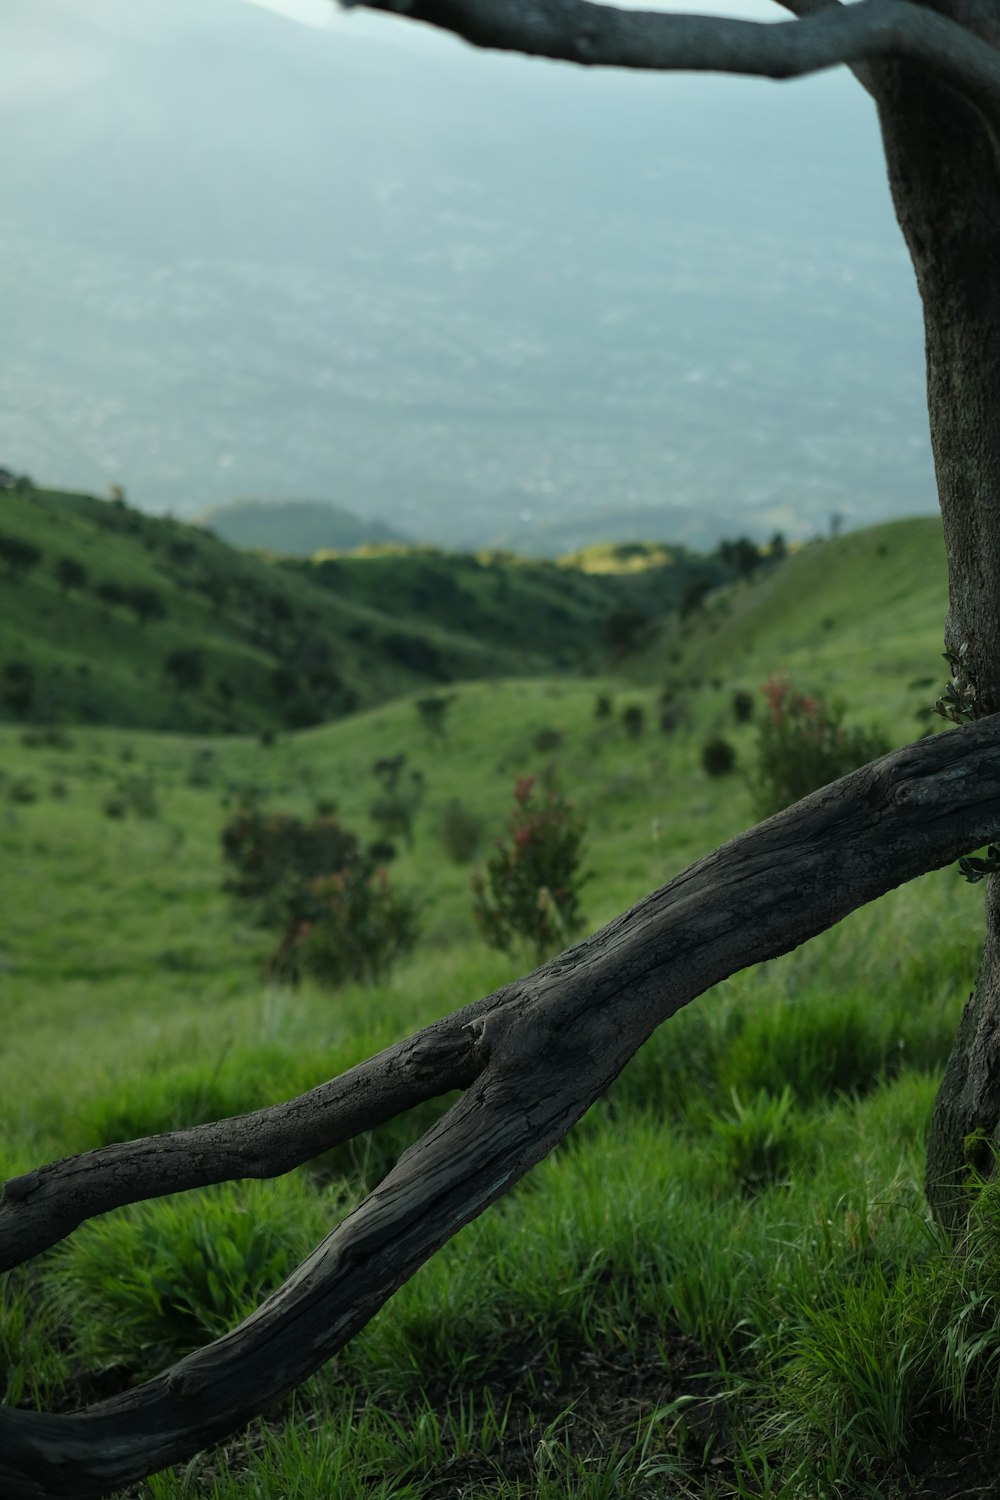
[5,716,1000,1498]
[339,0,1000,123]
[766,0,879,96]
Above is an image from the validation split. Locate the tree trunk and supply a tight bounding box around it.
[874,54,1000,1229]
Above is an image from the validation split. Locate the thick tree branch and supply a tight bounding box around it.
[767,0,879,95]
[340,0,1000,123]
[0,1017,490,1273]
[5,718,1000,1499]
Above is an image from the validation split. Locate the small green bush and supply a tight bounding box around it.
[369,791,419,848]
[186,748,216,789]
[415,694,453,739]
[532,726,564,753]
[440,798,483,864]
[20,726,74,750]
[471,776,587,963]
[221,806,361,914]
[751,674,890,816]
[621,704,645,739]
[108,775,159,819]
[294,865,420,988]
[731,689,754,724]
[701,735,736,777]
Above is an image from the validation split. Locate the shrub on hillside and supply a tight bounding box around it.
[20,726,73,750]
[116,775,159,820]
[369,790,420,848]
[96,580,127,611]
[221,807,361,912]
[471,775,587,962]
[701,735,737,777]
[440,798,483,863]
[293,866,420,988]
[126,585,167,626]
[186,748,216,788]
[532,726,564,754]
[54,556,87,594]
[2,660,35,718]
[0,534,41,580]
[604,606,648,656]
[751,673,890,817]
[415,694,453,738]
[732,689,755,724]
[164,648,204,692]
[622,704,645,739]
[372,753,407,791]
[222,803,418,986]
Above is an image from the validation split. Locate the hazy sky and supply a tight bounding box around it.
[0,0,935,551]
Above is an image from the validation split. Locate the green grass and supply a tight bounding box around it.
[2,515,995,1499]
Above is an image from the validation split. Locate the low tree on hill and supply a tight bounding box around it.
[163,647,205,693]
[604,605,648,656]
[0,533,41,580]
[54,558,87,591]
[679,572,712,619]
[125,585,167,626]
[718,535,762,580]
[10,5,1000,1494]
[95,581,127,611]
[1,659,35,719]
[54,556,88,594]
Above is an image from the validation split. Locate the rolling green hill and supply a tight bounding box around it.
[197,498,410,554]
[644,516,949,734]
[0,488,722,734]
[288,538,720,669]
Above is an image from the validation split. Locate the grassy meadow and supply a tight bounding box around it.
[5,515,1000,1497]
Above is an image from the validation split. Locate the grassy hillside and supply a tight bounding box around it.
[5,514,994,1497]
[291,538,721,669]
[647,516,949,735]
[0,488,718,735]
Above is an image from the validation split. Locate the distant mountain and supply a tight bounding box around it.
[198,499,409,555]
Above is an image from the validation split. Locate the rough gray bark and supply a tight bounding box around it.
[872,46,1000,1226]
[5,720,1000,1498]
[8,2,1000,1493]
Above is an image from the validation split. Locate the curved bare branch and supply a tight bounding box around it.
[766,0,879,96]
[339,0,1000,122]
[4,717,1000,1499]
[0,1004,491,1273]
